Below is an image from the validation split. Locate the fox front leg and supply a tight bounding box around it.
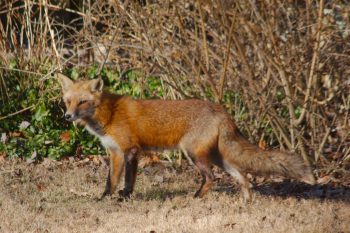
[100,149,124,200]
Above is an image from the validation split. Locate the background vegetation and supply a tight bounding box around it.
[0,0,349,182]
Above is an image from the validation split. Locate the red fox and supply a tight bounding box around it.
[58,74,315,201]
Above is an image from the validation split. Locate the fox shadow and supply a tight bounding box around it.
[215,180,350,203]
[134,187,190,201]
[111,181,349,202]
[253,181,350,202]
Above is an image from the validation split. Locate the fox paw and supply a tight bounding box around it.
[118,189,132,201]
[97,188,113,201]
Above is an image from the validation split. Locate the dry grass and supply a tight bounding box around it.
[0,158,349,233]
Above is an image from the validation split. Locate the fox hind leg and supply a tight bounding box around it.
[222,161,251,202]
[180,137,217,198]
[192,153,215,198]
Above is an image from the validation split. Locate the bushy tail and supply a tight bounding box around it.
[218,123,316,185]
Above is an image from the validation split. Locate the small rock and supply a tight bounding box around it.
[1,133,8,144]
[19,121,30,130]
[154,175,164,183]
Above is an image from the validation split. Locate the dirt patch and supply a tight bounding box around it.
[0,158,349,233]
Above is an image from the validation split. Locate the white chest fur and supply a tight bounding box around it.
[85,125,121,151]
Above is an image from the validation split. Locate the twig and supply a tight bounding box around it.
[43,0,61,70]
[28,1,103,27]
[0,66,42,76]
[197,0,210,70]
[0,105,35,121]
[40,53,76,81]
[240,18,297,150]
[230,22,257,93]
[160,78,193,99]
[97,29,119,75]
[295,0,324,126]
[267,117,286,150]
[316,116,337,162]
[198,61,220,102]
[0,170,15,175]
[340,147,350,164]
[219,15,235,101]
[267,114,292,149]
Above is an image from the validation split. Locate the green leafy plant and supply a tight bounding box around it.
[0,62,168,160]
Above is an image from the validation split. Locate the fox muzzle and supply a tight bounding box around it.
[65,113,75,121]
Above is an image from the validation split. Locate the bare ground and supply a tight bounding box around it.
[0,157,349,233]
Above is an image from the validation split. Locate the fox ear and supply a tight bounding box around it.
[57,73,74,93]
[90,78,104,93]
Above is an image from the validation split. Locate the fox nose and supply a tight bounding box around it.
[65,113,72,120]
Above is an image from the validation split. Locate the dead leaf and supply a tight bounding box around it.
[92,156,101,165]
[14,168,23,177]
[150,154,160,163]
[31,151,37,159]
[0,153,6,164]
[26,159,34,164]
[329,152,342,160]
[154,175,164,183]
[75,146,83,158]
[60,131,71,143]
[68,157,75,163]
[78,158,90,165]
[83,158,90,163]
[214,171,224,179]
[85,155,101,165]
[41,158,54,168]
[246,173,253,180]
[139,157,152,168]
[99,156,107,167]
[36,183,46,192]
[317,175,331,184]
[255,176,265,184]
[69,188,89,197]
[139,154,160,168]
[223,223,236,229]
[271,176,284,183]
[9,131,23,137]
[258,138,266,150]
[27,151,37,164]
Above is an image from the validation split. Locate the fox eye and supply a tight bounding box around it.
[79,100,88,105]
[66,99,71,105]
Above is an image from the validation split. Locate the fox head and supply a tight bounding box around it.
[58,74,104,121]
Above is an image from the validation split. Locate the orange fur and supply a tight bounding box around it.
[58,74,315,201]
